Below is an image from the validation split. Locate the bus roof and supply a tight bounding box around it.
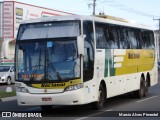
[21,15,153,30]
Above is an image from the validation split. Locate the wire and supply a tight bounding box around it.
[97,0,160,18]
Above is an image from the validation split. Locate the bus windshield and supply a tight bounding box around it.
[17,21,80,40]
[16,21,81,82]
[16,38,80,82]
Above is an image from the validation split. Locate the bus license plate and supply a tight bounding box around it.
[42,98,52,101]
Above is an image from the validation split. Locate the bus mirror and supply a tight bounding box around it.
[77,35,86,56]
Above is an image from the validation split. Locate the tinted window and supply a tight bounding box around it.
[17,21,80,40]
[95,22,154,50]
[107,25,119,49]
[128,29,138,49]
[141,30,155,49]
[83,21,94,82]
[95,23,119,49]
[119,27,130,49]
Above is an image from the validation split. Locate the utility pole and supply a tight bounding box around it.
[153,18,160,61]
[88,0,96,15]
[153,18,160,31]
[93,0,96,15]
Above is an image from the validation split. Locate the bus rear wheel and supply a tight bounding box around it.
[144,79,149,97]
[93,84,106,110]
[134,77,145,98]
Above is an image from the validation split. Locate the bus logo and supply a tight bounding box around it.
[44,89,47,93]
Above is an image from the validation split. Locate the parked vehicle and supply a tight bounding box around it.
[0,65,15,85]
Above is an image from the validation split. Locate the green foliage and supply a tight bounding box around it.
[0,91,16,98]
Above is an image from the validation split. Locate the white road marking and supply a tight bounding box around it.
[75,117,88,120]
[25,107,41,111]
[105,109,113,111]
[136,96,158,103]
[75,109,113,120]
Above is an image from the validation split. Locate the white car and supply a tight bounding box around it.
[0,65,15,85]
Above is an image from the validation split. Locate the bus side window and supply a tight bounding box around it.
[128,29,138,49]
[119,27,130,49]
[149,32,155,49]
[141,30,150,49]
[96,26,108,49]
[107,25,119,49]
[137,30,143,49]
[83,21,94,82]
[95,23,120,49]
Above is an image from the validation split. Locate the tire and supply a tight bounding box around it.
[41,105,52,111]
[134,77,145,98]
[6,77,11,85]
[93,84,106,110]
[144,79,148,97]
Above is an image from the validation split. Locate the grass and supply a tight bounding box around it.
[0,91,16,98]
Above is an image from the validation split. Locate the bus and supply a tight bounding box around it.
[15,15,158,110]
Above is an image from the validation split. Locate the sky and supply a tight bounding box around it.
[14,0,160,30]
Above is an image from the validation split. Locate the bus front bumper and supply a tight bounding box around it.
[16,89,85,106]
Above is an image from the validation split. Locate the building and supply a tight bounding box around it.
[0,0,73,64]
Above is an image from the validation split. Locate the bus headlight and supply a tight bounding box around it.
[16,87,29,93]
[64,83,83,91]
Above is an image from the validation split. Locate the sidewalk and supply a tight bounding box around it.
[0,96,16,102]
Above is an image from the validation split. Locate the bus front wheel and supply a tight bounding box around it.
[93,84,106,110]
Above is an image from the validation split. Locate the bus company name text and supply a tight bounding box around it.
[41,83,66,88]
[119,112,159,117]
[2,112,42,118]
[128,53,140,59]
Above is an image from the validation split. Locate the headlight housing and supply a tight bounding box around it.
[64,83,83,91]
[16,87,29,93]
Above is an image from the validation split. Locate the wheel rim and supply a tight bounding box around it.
[7,77,11,85]
[144,80,148,96]
[139,77,146,98]
[140,82,143,96]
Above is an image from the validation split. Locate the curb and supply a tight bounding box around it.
[0,96,16,102]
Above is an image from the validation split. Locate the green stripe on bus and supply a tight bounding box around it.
[104,49,115,77]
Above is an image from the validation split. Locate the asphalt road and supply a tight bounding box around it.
[0,74,160,120]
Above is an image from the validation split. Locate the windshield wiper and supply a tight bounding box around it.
[30,50,43,81]
[55,71,62,81]
[47,60,62,81]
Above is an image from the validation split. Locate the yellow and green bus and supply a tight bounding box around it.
[15,15,158,110]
